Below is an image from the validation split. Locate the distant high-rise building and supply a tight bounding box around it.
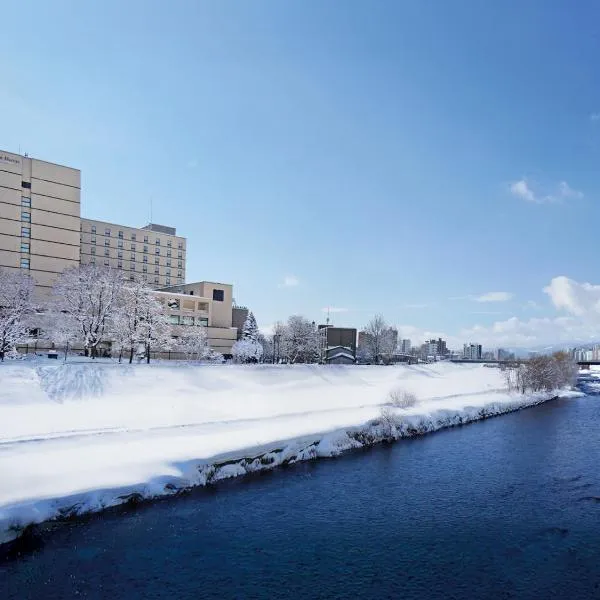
[463,343,482,360]
[400,339,411,354]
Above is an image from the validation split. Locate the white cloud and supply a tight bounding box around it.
[322,307,348,314]
[510,180,536,203]
[509,179,583,204]
[474,291,513,303]
[590,113,600,122]
[544,276,600,318]
[279,275,299,288]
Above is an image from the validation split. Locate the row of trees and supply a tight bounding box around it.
[0,265,216,363]
[504,352,577,393]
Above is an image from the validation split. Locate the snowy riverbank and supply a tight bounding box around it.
[0,361,579,546]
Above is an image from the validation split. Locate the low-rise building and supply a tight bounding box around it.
[319,325,357,364]
[156,281,238,356]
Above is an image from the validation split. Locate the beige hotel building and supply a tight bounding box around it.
[0,149,238,355]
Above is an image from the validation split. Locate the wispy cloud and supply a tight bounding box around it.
[186,158,199,169]
[402,303,434,309]
[475,291,513,303]
[322,307,348,314]
[591,113,600,123]
[279,275,299,288]
[509,179,583,204]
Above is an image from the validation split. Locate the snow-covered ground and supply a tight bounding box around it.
[0,360,576,545]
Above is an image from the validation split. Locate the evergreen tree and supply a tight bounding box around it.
[241,312,259,342]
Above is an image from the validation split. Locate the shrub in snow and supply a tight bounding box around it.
[388,388,418,408]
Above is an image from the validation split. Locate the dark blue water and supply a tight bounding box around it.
[2,391,600,599]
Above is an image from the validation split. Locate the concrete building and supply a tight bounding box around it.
[80,219,186,289]
[1,149,242,357]
[0,149,81,298]
[232,305,249,340]
[399,339,411,354]
[463,343,483,360]
[318,325,357,364]
[156,281,238,356]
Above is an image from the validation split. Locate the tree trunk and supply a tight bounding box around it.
[0,350,4,362]
[129,346,134,364]
[146,343,151,364]
[64,342,68,362]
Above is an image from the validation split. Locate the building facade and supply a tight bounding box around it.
[400,339,411,354]
[0,149,81,298]
[463,343,483,360]
[80,219,186,289]
[1,149,241,356]
[156,282,238,355]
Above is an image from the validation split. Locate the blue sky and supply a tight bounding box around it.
[2,0,600,348]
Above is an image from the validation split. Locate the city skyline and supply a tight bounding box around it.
[3,1,600,348]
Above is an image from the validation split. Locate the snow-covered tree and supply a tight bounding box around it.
[232,312,263,363]
[0,268,35,361]
[232,338,263,363]
[280,315,320,364]
[112,278,164,364]
[360,315,397,364]
[176,325,223,362]
[138,296,172,363]
[51,265,124,358]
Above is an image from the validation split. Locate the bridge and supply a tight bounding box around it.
[577,361,600,368]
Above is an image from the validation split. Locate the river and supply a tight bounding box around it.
[2,380,600,599]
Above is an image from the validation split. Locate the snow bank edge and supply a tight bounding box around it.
[0,392,565,553]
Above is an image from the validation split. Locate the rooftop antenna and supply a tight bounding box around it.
[326,307,331,326]
[149,197,153,225]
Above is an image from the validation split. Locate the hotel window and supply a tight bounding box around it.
[90,258,95,265]
[130,253,135,260]
[154,257,159,264]
[118,240,123,248]
[21,241,30,253]
[91,225,96,234]
[166,278,171,286]
[21,197,31,207]
[131,233,136,241]
[22,181,31,189]
[166,268,171,276]
[154,277,159,285]
[21,212,31,222]
[143,245,148,253]
[104,248,109,257]
[21,227,31,238]
[178,242,183,249]
[155,238,160,245]
[166,260,171,267]
[167,240,172,248]
[118,231,123,239]
[197,317,208,327]
[129,274,135,281]
[91,236,96,244]
[178,277,183,284]
[178,251,182,258]
[144,235,148,243]
[143,265,148,273]
[178,260,182,268]
[105,228,111,236]
[20,257,30,269]
[105,239,110,246]
[167,250,171,257]
[178,270,182,278]
[143,256,148,263]
[131,244,136,252]
[130,262,135,270]
[212,289,224,302]
[104,259,109,266]
[91,247,96,255]
[168,315,179,325]
[154,267,160,274]
[118,251,123,258]
[118,261,123,269]
[155,247,160,255]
